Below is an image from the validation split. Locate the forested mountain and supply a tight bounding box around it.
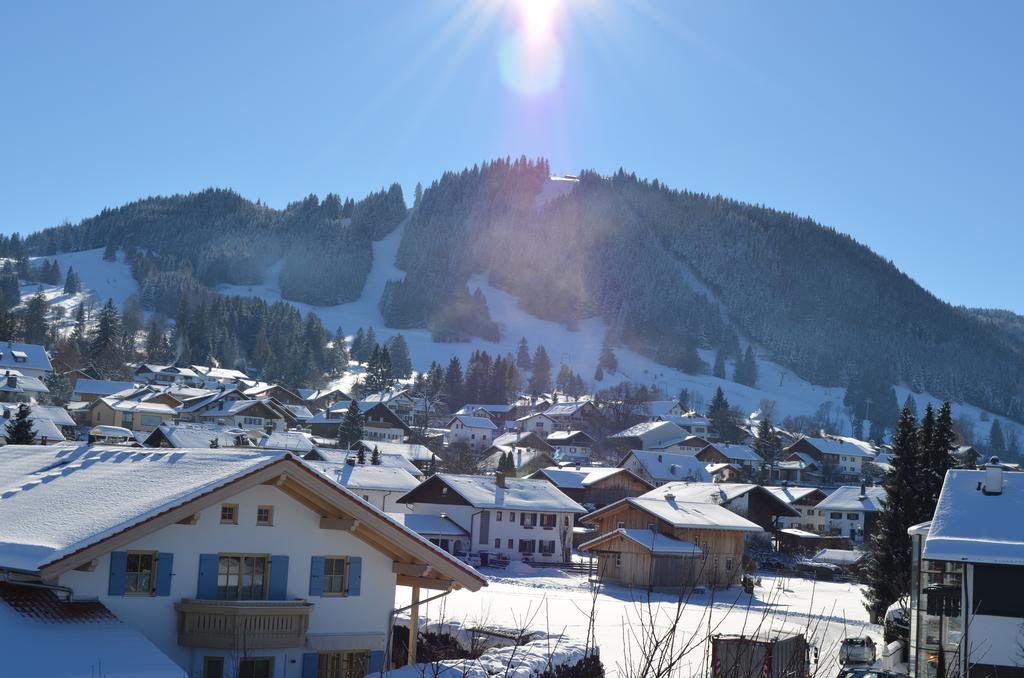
[8,157,1024,423]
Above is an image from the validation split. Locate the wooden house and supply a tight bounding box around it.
[528,466,654,509]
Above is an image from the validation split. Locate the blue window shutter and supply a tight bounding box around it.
[368,650,384,674]
[347,556,362,596]
[268,555,289,600]
[107,551,127,596]
[301,653,318,678]
[196,553,220,600]
[309,556,325,596]
[155,552,174,596]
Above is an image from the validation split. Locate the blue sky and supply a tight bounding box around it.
[2,1,1022,311]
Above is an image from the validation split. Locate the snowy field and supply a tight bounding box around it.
[396,566,879,678]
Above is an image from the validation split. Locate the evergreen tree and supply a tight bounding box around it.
[988,419,1006,457]
[371,445,382,465]
[89,299,125,378]
[413,182,424,209]
[4,403,35,444]
[864,405,921,621]
[21,291,49,345]
[678,388,691,411]
[103,242,117,261]
[356,446,366,464]
[0,307,17,341]
[63,266,81,295]
[713,348,726,379]
[754,415,782,481]
[707,387,735,442]
[144,317,171,363]
[338,401,364,449]
[387,334,412,379]
[43,371,72,406]
[331,327,349,376]
[593,364,604,382]
[598,335,618,374]
[733,346,758,387]
[922,401,957,511]
[351,328,366,363]
[528,345,552,395]
[516,337,532,370]
[444,357,464,411]
[555,363,573,392]
[362,327,377,362]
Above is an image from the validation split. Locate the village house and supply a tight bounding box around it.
[0,445,485,678]
[0,404,67,444]
[296,387,351,413]
[784,435,877,483]
[618,449,712,487]
[304,448,425,481]
[515,411,559,438]
[528,466,654,510]
[907,462,1024,677]
[579,493,763,590]
[397,473,585,565]
[196,398,290,432]
[477,445,556,477]
[362,388,419,424]
[0,341,52,380]
[88,397,177,433]
[134,364,201,385]
[243,382,306,407]
[765,485,829,533]
[176,385,250,424]
[542,400,602,431]
[637,481,799,532]
[546,430,595,463]
[71,378,140,404]
[189,364,251,385]
[456,403,519,423]
[814,483,886,543]
[309,462,421,513]
[608,420,691,454]
[0,368,49,403]
[695,443,765,476]
[489,430,555,455]
[353,439,437,474]
[445,414,497,453]
[307,402,411,442]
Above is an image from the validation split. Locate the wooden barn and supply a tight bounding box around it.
[527,466,654,509]
[579,494,763,590]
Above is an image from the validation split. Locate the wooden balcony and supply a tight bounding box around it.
[175,598,314,649]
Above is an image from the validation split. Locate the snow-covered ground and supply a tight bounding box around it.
[34,247,139,310]
[396,566,878,678]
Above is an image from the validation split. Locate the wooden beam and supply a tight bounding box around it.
[73,559,97,572]
[392,562,432,577]
[176,514,198,525]
[319,516,359,531]
[396,574,454,591]
[408,586,420,667]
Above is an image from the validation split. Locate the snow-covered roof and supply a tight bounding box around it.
[642,400,681,418]
[198,398,277,418]
[581,528,704,556]
[409,474,585,513]
[311,462,420,493]
[0,445,286,571]
[491,431,552,449]
[457,403,515,415]
[392,513,469,538]
[591,496,763,533]
[32,405,76,427]
[309,449,423,477]
[72,378,139,397]
[765,485,824,505]
[189,364,249,381]
[533,467,634,490]
[357,439,435,462]
[816,485,887,512]
[812,549,865,565]
[0,342,51,373]
[279,403,314,420]
[361,387,410,404]
[98,397,176,415]
[610,420,687,445]
[703,443,764,464]
[136,364,199,378]
[543,401,592,418]
[258,430,315,453]
[145,422,250,449]
[621,450,712,483]
[546,430,594,444]
[641,481,754,504]
[449,415,497,430]
[0,370,48,395]
[177,385,245,413]
[478,446,552,472]
[923,468,1024,565]
[0,407,66,443]
[793,435,876,459]
[0,584,185,677]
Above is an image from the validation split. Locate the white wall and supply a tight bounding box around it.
[60,484,397,678]
[350,487,410,514]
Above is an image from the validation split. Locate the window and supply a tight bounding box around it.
[125,551,156,594]
[122,412,134,428]
[257,505,274,526]
[973,564,1024,617]
[615,553,622,567]
[507,539,513,549]
[509,512,515,522]
[725,558,733,571]
[243,416,263,426]
[441,487,449,496]
[540,514,556,528]
[318,651,369,678]
[830,512,843,520]
[494,538,500,548]
[496,512,503,521]
[617,521,625,529]
[323,557,348,595]
[518,539,536,554]
[217,555,268,600]
[539,540,556,555]
[564,516,570,526]
[202,656,225,678]
[220,504,238,524]
[520,512,538,528]
[846,513,860,521]
[238,658,273,678]
[141,415,162,427]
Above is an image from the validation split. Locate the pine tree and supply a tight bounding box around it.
[864,405,921,621]
[338,401,364,449]
[593,364,604,382]
[516,337,532,370]
[351,328,366,364]
[63,266,81,295]
[444,357,464,411]
[678,388,690,411]
[331,327,349,376]
[21,291,49,345]
[922,401,957,511]
[4,403,36,444]
[387,334,412,379]
[707,387,735,442]
[371,445,382,465]
[103,242,117,261]
[528,345,552,395]
[89,299,125,377]
[44,371,72,406]
[362,327,377,362]
[356,446,366,464]
[988,419,1006,457]
[598,335,618,374]
[754,414,782,481]
[713,348,726,379]
[413,182,424,209]
[555,363,573,392]
[733,346,758,387]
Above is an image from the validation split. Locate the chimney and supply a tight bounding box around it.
[496,471,506,488]
[859,481,866,499]
[665,492,675,502]
[983,457,1004,496]
[6,373,15,389]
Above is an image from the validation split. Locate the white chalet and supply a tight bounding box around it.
[619,449,712,487]
[0,341,52,380]
[310,462,420,513]
[515,412,559,438]
[814,484,886,543]
[397,473,586,564]
[908,463,1024,678]
[446,415,497,453]
[0,445,485,678]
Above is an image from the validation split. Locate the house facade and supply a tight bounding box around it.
[0,341,52,380]
[446,415,497,453]
[0,446,484,678]
[619,449,712,487]
[397,473,585,565]
[784,436,877,482]
[814,484,886,543]
[528,467,654,509]
[89,397,176,432]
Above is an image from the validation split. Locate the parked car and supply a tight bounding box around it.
[838,636,876,665]
[837,670,901,678]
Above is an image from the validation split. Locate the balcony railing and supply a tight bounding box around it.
[175,598,314,649]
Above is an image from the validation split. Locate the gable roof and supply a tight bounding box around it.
[310,462,420,493]
[456,403,516,415]
[619,450,712,483]
[580,528,704,556]
[583,496,763,533]
[0,407,66,443]
[546,430,595,444]
[816,485,887,512]
[543,401,595,418]
[923,468,1024,565]
[448,415,497,430]
[0,342,51,373]
[610,420,688,445]
[640,481,800,517]
[304,449,423,477]
[399,474,586,513]
[765,485,827,505]
[642,400,681,418]
[700,443,764,464]
[790,435,876,459]
[71,379,139,397]
[355,439,436,463]
[0,445,485,591]
[477,446,555,472]
[530,466,653,491]
[491,431,554,452]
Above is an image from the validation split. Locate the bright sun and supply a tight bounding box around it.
[516,0,559,41]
